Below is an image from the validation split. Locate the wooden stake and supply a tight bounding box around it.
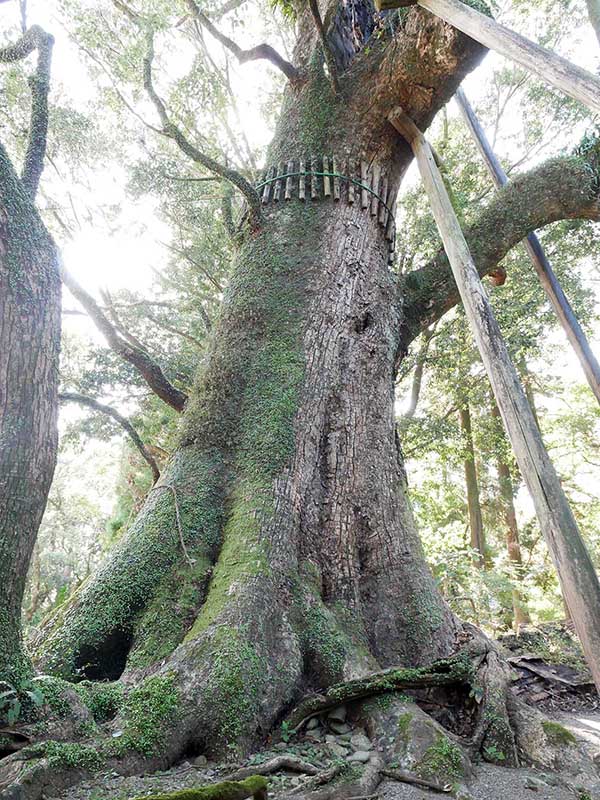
[348,160,356,204]
[311,156,318,199]
[370,164,381,216]
[386,196,396,241]
[379,175,389,226]
[323,155,331,197]
[332,157,341,201]
[360,160,369,208]
[273,163,283,201]
[285,160,294,200]
[418,0,600,114]
[389,105,600,693]
[456,88,600,407]
[299,159,306,201]
[262,166,275,204]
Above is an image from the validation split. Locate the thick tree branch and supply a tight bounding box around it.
[59,392,160,483]
[400,153,600,351]
[60,265,188,412]
[142,29,263,229]
[185,0,301,84]
[0,25,54,201]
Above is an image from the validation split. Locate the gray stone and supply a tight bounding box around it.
[328,720,351,735]
[454,784,474,800]
[327,743,349,758]
[306,717,321,731]
[350,732,372,751]
[328,705,347,723]
[524,776,547,791]
[539,772,559,786]
[347,750,371,763]
[274,742,289,751]
[193,755,208,767]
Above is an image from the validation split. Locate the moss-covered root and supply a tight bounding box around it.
[128,776,269,800]
[284,653,473,731]
[471,646,518,766]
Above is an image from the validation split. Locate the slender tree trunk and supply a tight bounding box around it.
[459,404,486,567]
[491,402,530,629]
[0,145,60,684]
[404,325,435,418]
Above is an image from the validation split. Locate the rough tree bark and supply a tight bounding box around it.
[0,148,60,684]
[6,1,600,797]
[0,22,59,686]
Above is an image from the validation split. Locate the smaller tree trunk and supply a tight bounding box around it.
[404,325,435,419]
[459,404,486,567]
[491,402,530,629]
[0,146,60,684]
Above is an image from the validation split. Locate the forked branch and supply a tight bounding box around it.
[61,265,188,412]
[185,0,301,84]
[59,392,161,483]
[0,25,54,200]
[142,29,262,228]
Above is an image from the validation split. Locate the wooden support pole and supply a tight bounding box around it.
[456,88,600,407]
[379,0,600,114]
[389,106,600,693]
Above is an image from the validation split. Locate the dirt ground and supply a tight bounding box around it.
[53,710,600,800]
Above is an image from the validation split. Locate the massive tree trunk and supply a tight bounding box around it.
[35,2,484,747]
[0,146,60,685]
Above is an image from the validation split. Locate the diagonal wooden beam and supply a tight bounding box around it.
[376,0,600,115]
[456,88,600,407]
[389,105,600,694]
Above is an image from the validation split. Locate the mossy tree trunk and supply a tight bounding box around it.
[28,0,600,782]
[0,145,60,685]
[35,4,485,758]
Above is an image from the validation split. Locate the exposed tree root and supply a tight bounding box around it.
[223,757,319,782]
[3,626,597,800]
[283,755,384,800]
[380,768,452,793]
[284,655,473,731]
